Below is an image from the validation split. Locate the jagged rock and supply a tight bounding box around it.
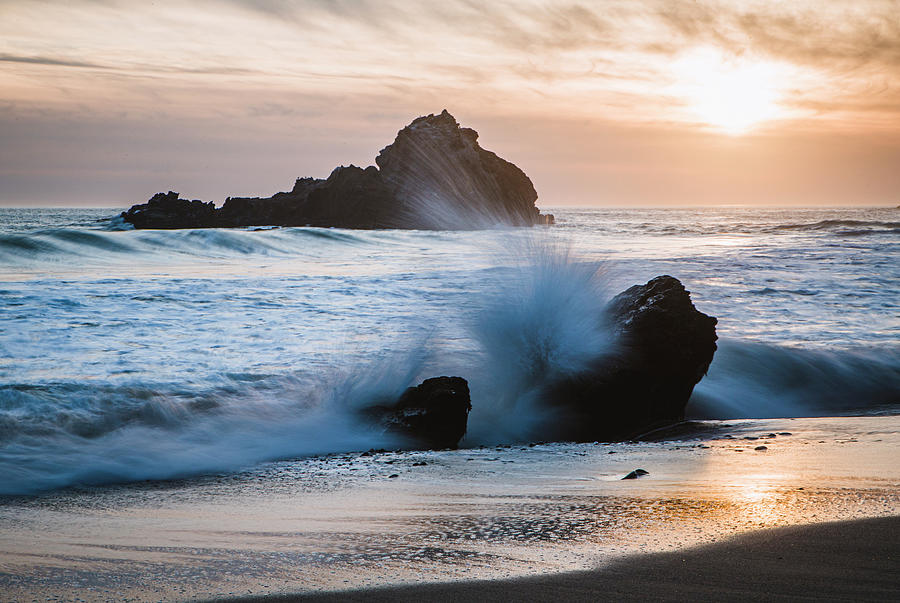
[216,166,392,228]
[546,275,718,442]
[121,191,216,229]
[120,111,552,230]
[300,165,395,228]
[622,469,649,479]
[376,110,548,228]
[363,376,472,449]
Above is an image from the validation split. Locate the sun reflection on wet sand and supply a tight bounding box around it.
[730,480,785,525]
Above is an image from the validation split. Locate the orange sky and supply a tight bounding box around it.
[1,0,899,207]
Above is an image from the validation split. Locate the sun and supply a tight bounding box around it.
[670,47,789,135]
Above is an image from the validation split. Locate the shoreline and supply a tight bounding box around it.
[1,415,897,602]
[232,515,900,602]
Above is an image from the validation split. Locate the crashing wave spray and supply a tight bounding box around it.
[0,345,439,496]
[462,239,615,442]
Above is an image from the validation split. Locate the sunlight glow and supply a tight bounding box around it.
[671,47,790,135]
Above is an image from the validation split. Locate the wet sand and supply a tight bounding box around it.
[244,515,900,602]
[1,415,898,601]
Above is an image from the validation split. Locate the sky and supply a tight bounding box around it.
[1,0,899,207]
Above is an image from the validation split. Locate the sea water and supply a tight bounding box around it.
[0,206,897,494]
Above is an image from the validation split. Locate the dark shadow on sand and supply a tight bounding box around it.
[227,515,900,602]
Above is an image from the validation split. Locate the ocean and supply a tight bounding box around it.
[1,206,898,496]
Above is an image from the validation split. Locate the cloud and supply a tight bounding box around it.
[0,52,260,77]
[0,53,107,69]
[651,1,900,73]
[734,11,900,71]
[2,0,900,206]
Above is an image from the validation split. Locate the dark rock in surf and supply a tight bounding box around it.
[363,376,472,450]
[119,110,552,230]
[546,275,718,442]
[622,469,649,479]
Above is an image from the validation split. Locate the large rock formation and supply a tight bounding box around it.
[362,376,472,449]
[545,276,718,442]
[358,277,715,449]
[120,110,553,230]
[375,110,545,228]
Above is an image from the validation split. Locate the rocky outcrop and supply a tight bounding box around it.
[376,110,545,228]
[356,278,715,449]
[120,192,216,230]
[362,376,472,449]
[120,111,553,230]
[545,276,718,442]
[213,165,394,229]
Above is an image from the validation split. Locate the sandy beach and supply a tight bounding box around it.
[1,415,898,602]
[248,515,900,602]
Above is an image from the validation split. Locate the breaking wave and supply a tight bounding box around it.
[0,358,424,496]
[2,239,897,496]
[0,225,380,267]
[769,219,900,233]
[691,341,900,419]
[1,204,897,495]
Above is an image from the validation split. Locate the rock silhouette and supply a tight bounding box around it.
[546,275,718,442]
[121,110,552,230]
[363,376,472,450]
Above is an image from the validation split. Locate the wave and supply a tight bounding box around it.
[2,339,895,496]
[772,219,900,231]
[767,219,900,236]
[1,239,897,495]
[697,218,899,237]
[557,207,900,237]
[4,212,897,269]
[0,357,425,496]
[0,225,380,267]
[0,242,618,495]
[749,287,819,296]
[690,340,900,419]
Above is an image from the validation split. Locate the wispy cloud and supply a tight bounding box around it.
[3,1,898,113]
[1,0,899,205]
[652,1,900,71]
[0,53,107,69]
